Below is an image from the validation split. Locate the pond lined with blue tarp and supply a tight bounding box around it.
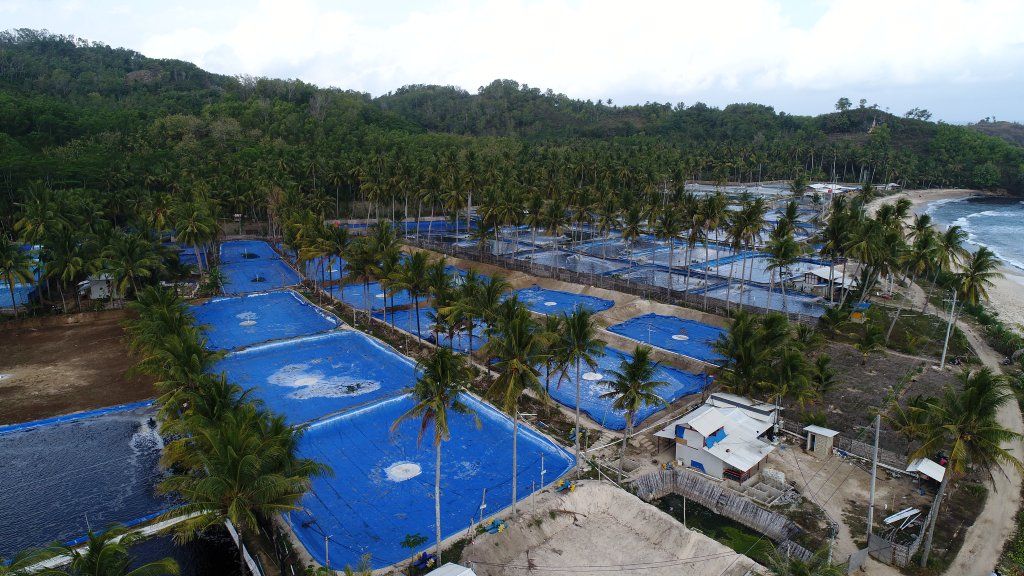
[217,240,302,294]
[0,402,172,558]
[286,393,575,570]
[607,313,726,365]
[191,290,339,351]
[510,285,614,316]
[213,331,417,425]
[695,284,827,318]
[540,346,708,430]
[372,306,489,353]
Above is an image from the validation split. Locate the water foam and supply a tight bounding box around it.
[269,363,382,399]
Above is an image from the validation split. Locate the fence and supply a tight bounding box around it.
[632,468,814,561]
[406,237,820,325]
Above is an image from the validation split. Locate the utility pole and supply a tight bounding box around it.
[940,289,958,370]
[866,414,881,542]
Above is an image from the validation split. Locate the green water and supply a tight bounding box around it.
[654,494,773,564]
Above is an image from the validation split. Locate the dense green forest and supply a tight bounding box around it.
[1,27,1023,233]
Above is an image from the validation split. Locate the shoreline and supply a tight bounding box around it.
[887,188,1024,332]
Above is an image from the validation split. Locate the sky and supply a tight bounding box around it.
[2,0,1022,123]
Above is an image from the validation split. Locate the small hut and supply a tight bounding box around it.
[803,425,839,457]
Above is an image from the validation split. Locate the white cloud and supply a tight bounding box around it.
[4,0,1024,119]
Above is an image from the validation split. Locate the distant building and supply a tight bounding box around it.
[78,274,118,301]
[655,393,779,482]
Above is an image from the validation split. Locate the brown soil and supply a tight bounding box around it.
[0,311,154,425]
[786,341,960,454]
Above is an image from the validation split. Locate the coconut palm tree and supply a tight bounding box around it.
[172,200,215,275]
[560,308,605,474]
[482,307,545,514]
[854,321,885,366]
[38,524,178,576]
[391,347,476,557]
[44,229,87,313]
[600,345,666,479]
[0,235,35,318]
[101,232,164,304]
[765,226,800,313]
[160,405,329,576]
[956,246,1002,308]
[0,547,55,576]
[390,251,431,339]
[652,206,684,297]
[619,205,644,252]
[912,368,1024,567]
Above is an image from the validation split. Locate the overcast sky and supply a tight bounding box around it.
[2,0,1022,123]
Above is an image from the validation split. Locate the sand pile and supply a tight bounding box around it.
[462,481,763,576]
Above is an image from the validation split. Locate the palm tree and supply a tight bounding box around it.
[957,246,1002,308]
[391,347,476,557]
[765,226,800,313]
[172,200,215,275]
[482,307,545,514]
[652,206,683,296]
[39,524,178,576]
[102,232,163,303]
[390,251,431,339]
[922,225,969,313]
[912,369,1024,567]
[160,405,329,576]
[811,355,835,397]
[0,547,55,576]
[44,229,87,313]
[600,345,666,479]
[0,235,34,318]
[560,308,605,475]
[854,321,885,365]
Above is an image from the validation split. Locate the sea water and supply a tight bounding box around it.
[927,197,1024,272]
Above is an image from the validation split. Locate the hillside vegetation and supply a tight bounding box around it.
[1,28,1024,229]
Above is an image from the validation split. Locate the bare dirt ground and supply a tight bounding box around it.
[461,480,762,576]
[0,311,154,425]
[786,341,959,453]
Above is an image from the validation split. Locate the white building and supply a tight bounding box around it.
[425,563,477,576]
[655,393,779,482]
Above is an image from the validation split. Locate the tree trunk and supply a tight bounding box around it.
[575,360,582,478]
[193,243,204,275]
[435,439,443,559]
[618,412,633,481]
[414,293,422,341]
[6,279,17,318]
[920,472,950,567]
[512,411,519,515]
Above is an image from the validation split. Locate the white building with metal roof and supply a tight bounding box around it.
[655,393,779,481]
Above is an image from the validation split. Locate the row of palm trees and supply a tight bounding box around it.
[125,287,328,575]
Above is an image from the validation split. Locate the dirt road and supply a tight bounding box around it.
[942,320,1023,575]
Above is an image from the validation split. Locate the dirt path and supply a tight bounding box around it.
[942,320,1023,576]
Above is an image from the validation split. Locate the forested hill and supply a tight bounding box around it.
[968,120,1024,148]
[1,29,1023,227]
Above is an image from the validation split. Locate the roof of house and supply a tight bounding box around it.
[805,266,857,287]
[907,458,946,482]
[655,396,777,473]
[803,425,840,438]
[425,564,477,576]
[685,406,728,437]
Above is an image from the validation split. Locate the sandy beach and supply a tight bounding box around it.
[870,188,1024,333]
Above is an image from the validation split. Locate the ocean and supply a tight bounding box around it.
[926,196,1024,272]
